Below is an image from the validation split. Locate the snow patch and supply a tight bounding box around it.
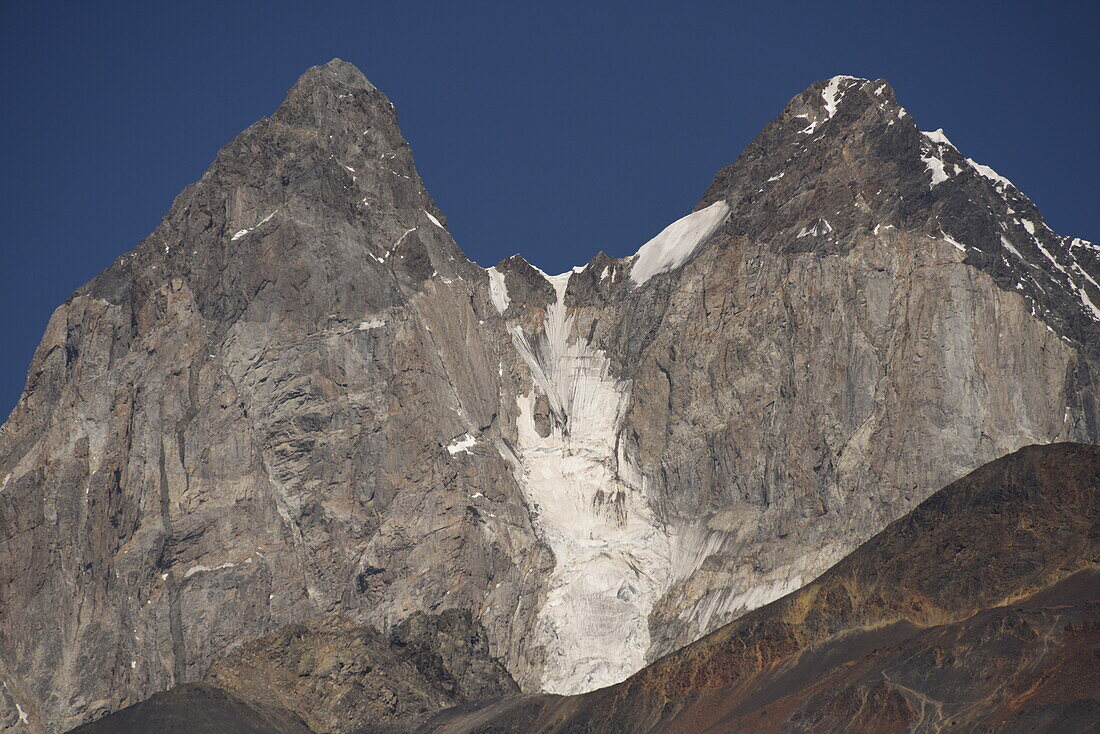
[797,219,832,239]
[446,433,477,456]
[1073,261,1100,292]
[921,150,949,187]
[425,210,444,228]
[967,158,1014,189]
[357,318,385,330]
[630,200,730,285]
[393,227,416,249]
[821,75,857,119]
[230,210,277,241]
[184,562,237,579]
[1033,240,1068,277]
[941,232,967,253]
[1079,288,1100,321]
[487,267,510,314]
[1001,235,1025,260]
[922,128,954,147]
[16,703,27,725]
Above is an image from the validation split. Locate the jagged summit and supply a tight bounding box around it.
[297,58,377,91]
[272,58,387,130]
[683,71,1100,352]
[69,57,463,345]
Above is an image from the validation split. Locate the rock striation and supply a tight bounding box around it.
[0,62,1097,731]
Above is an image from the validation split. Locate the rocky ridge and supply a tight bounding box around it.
[1,61,1097,731]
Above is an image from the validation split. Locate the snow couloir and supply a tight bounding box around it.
[482,199,780,695]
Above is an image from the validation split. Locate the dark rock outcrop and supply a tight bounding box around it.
[66,683,311,734]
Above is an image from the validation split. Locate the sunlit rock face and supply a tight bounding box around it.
[1,63,1097,730]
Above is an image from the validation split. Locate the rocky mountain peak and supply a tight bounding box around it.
[697,74,928,232]
[786,75,899,128]
[692,72,1099,354]
[72,59,464,348]
[271,59,395,143]
[293,58,377,93]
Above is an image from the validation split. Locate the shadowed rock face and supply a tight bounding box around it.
[65,683,312,734]
[1,60,1098,732]
[383,443,1100,733]
[64,610,517,734]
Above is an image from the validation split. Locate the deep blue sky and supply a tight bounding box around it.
[2,1,1097,416]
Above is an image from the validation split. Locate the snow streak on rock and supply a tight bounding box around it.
[630,200,730,285]
[486,266,510,314]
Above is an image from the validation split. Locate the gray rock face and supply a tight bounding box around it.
[0,63,1096,731]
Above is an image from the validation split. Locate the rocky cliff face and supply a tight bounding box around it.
[0,62,1097,732]
[0,60,550,733]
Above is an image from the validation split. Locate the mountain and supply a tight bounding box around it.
[1,60,1097,732]
[397,442,1099,733]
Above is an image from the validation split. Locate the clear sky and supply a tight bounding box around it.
[2,0,1097,416]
